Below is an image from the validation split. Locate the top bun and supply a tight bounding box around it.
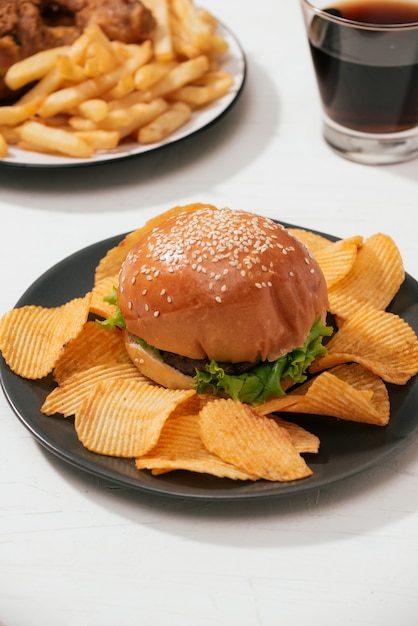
[118,206,328,363]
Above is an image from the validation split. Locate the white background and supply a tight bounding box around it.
[1,1,418,625]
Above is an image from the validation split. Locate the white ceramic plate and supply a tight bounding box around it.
[0,22,246,168]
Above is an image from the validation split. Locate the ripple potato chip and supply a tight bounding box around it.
[289,228,331,254]
[0,295,91,379]
[314,237,362,288]
[328,233,404,319]
[199,398,313,481]
[136,412,258,480]
[75,379,195,457]
[310,306,418,385]
[42,361,148,417]
[90,275,119,318]
[53,321,130,385]
[268,416,320,453]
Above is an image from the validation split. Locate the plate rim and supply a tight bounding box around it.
[0,20,246,170]
[1,222,418,501]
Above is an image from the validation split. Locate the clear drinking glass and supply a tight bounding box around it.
[300,0,418,164]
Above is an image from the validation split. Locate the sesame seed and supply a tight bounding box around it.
[142,288,148,295]
[215,296,222,303]
[127,208,302,307]
[154,310,160,317]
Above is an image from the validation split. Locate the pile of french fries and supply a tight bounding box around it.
[0,0,233,159]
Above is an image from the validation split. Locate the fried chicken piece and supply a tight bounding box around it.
[74,0,156,44]
[0,0,155,102]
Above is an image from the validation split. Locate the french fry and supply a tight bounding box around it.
[74,129,120,151]
[56,55,87,83]
[100,98,168,138]
[171,0,213,53]
[145,55,210,99]
[134,61,175,90]
[0,97,44,126]
[78,99,109,122]
[168,71,233,107]
[138,101,191,143]
[17,33,91,106]
[19,121,94,158]
[16,67,65,106]
[0,125,20,144]
[4,46,70,90]
[143,0,174,62]
[84,23,119,73]
[38,42,152,119]
[105,73,135,100]
[0,133,8,158]
[68,116,97,131]
[0,4,234,161]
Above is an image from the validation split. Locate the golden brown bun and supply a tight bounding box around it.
[118,206,328,363]
[123,331,194,389]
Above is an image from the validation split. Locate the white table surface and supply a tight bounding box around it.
[1,2,418,625]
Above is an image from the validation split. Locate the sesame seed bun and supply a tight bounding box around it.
[118,206,328,382]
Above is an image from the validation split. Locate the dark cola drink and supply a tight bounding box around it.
[308,1,418,133]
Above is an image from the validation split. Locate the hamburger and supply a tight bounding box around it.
[112,205,331,404]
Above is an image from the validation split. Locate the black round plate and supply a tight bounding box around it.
[1,224,418,500]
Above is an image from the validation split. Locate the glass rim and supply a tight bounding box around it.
[301,0,418,30]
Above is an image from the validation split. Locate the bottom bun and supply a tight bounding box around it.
[124,331,194,390]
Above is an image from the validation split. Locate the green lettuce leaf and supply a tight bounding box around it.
[194,319,333,404]
[96,286,126,330]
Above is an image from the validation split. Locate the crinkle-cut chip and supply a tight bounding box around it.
[289,228,332,254]
[327,363,390,421]
[267,416,320,453]
[279,364,389,425]
[75,380,195,457]
[42,362,149,417]
[94,229,147,285]
[256,395,301,415]
[328,233,404,319]
[0,295,91,379]
[53,321,130,385]
[169,392,215,418]
[310,306,418,385]
[136,413,258,480]
[277,368,389,426]
[90,274,119,318]
[328,293,369,324]
[314,238,361,289]
[199,398,312,482]
[94,203,215,284]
